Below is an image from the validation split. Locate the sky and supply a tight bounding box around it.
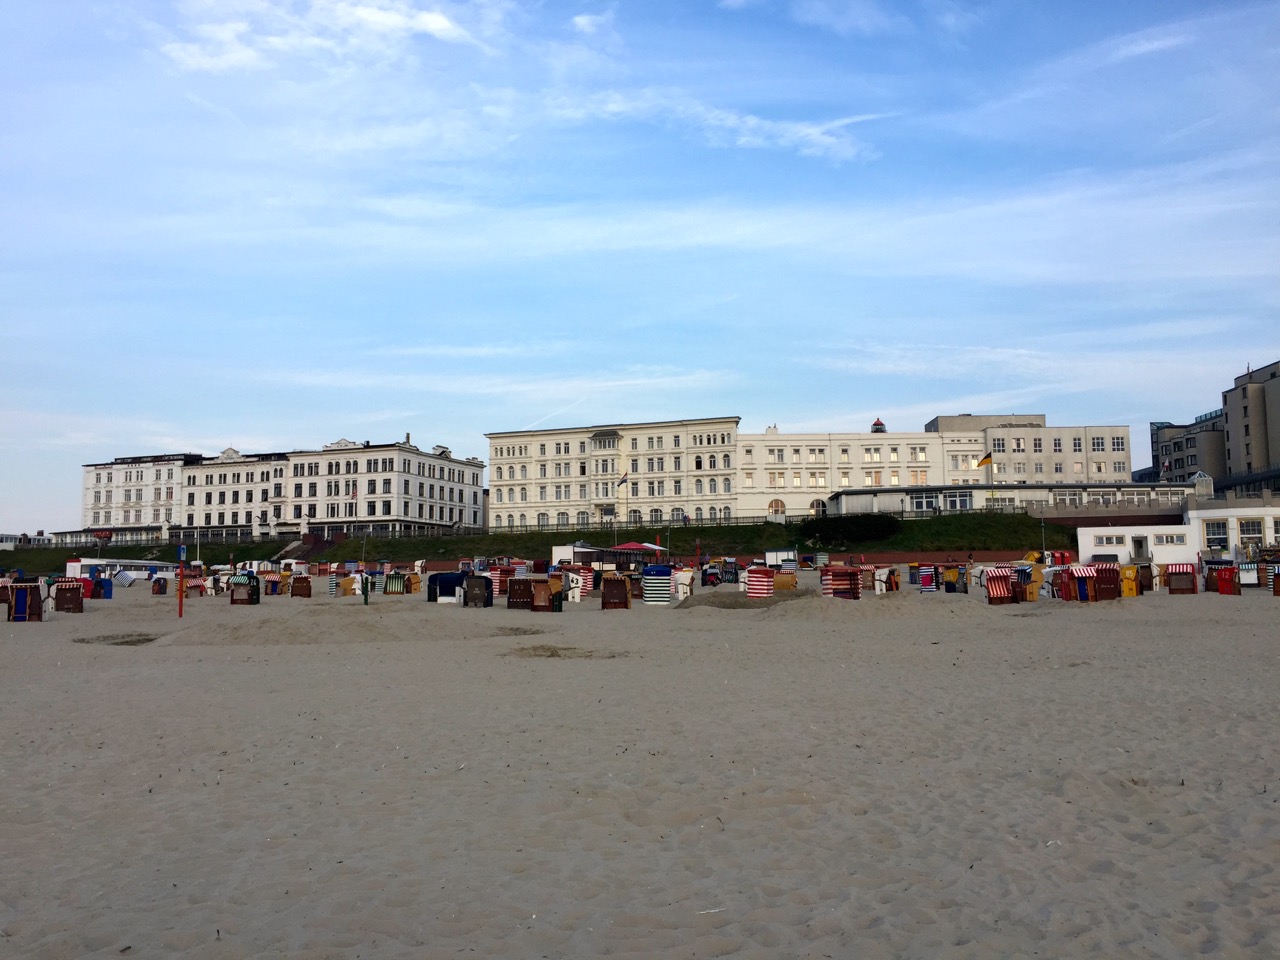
[3,0,1278,534]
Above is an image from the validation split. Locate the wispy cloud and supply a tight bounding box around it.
[547,87,878,161]
[159,0,489,74]
[789,0,909,36]
[570,12,614,37]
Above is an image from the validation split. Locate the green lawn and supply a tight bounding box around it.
[3,513,1075,576]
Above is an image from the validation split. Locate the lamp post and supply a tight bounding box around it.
[900,496,905,518]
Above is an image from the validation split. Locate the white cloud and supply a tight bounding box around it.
[160,0,486,73]
[789,0,908,36]
[570,12,614,36]
[162,21,266,72]
[547,87,876,162]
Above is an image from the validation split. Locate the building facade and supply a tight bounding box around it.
[74,436,485,545]
[486,413,1132,529]
[1222,360,1280,491]
[1075,490,1280,565]
[485,417,741,531]
[1147,411,1227,486]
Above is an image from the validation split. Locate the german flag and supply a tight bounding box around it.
[977,452,993,467]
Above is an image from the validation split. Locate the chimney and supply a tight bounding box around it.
[405,432,411,444]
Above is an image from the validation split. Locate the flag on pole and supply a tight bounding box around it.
[977,452,993,467]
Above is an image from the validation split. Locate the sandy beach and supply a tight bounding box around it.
[2,577,1277,959]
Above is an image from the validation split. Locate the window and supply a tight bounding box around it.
[1112,436,1126,451]
[1013,437,1025,452]
[1053,438,1062,453]
[992,438,1005,453]
[1073,437,1083,453]
[1113,462,1126,473]
[1092,437,1106,452]
[1203,520,1228,550]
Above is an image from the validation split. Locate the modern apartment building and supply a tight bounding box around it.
[77,435,485,544]
[1222,360,1280,490]
[485,417,740,531]
[1147,411,1226,485]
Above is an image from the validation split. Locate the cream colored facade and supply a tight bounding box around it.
[485,417,740,530]
[735,427,945,520]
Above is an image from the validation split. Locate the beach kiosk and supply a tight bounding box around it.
[600,574,631,610]
[1094,563,1121,601]
[53,578,84,614]
[464,575,493,607]
[642,565,674,604]
[507,577,534,610]
[745,565,775,599]
[1164,563,1198,595]
[820,565,862,600]
[228,573,260,606]
[7,582,44,622]
[984,568,1013,605]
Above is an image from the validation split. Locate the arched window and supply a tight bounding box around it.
[723,477,732,493]
[537,512,550,529]
[709,454,717,469]
[695,507,704,520]
[672,507,685,521]
[809,499,827,517]
[628,509,642,524]
[495,489,503,503]
[694,455,703,470]
[723,454,731,468]
[768,499,786,517]
[556,511,569,527]
[695,479,704,495]
[708,478,718,494]
[520,488,527,502]
[520,465,527,479]
[494,466,503,480]
[709,506,718,520]
[722,506,730,520]
[508,488,515,503]
[649,509,663,524]
[507,515,515,529]
[518,513,527,529]
[576,511,589,526]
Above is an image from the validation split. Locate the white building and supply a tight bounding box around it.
[1075,490,1280,565]
[69,435,485,546]
[740,415,1134,522]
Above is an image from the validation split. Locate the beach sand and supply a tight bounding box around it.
[2,577,1277,958]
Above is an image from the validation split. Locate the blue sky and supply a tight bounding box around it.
[3,1,1278,534]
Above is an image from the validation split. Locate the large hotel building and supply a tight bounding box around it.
[485,413,1147,532]
[78,436,486,545]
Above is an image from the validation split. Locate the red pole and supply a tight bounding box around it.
[178,561,184,619]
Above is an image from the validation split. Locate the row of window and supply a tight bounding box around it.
[493,477,733,503]
[992,436,1125,454]
[492,453,731,480]
[91,488,177,503]
[182,503,479,526]
[492,505,731,529]
[91,509,174,525]
[98,468,177,484]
